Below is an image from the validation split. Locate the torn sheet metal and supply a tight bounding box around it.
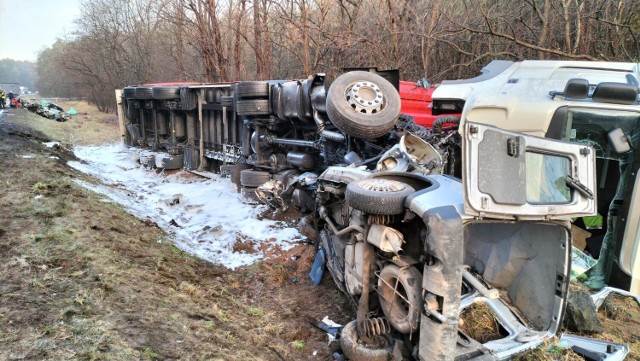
[256,180,287,210]
[559,334,629,361]
[591,286,640,310]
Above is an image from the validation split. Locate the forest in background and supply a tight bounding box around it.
[30,0,640,112]
[0,59,37,90]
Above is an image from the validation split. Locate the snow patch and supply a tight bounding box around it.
[69,144,304,269]
[44,142,60,148]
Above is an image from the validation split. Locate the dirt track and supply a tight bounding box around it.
[1,105,639,361]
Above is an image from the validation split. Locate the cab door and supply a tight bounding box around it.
[463,121,597,220]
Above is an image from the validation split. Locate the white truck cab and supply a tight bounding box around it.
[433,60,640,295]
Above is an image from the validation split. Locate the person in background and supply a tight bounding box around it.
[0,89,6,109]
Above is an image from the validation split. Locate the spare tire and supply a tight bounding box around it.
[378,264,423,334]
[346,178,414,215]
[235,81,270,99]
[340,320,394,361]
[240,169,270,188]
[326,71,401,139]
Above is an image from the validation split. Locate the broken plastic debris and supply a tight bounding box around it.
[309,247,326,285]
[570,246,597,280]
[316,316,342,344]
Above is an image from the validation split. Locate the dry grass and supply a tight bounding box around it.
[596,293,640,359]
[0,110,353,360]
[12,98,120,145]
[459,302,505,343]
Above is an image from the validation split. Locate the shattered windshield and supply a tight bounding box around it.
[560,108,640,159]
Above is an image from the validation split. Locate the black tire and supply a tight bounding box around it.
[240,169,270,188]
[155,154,184,170]
[326,71,401,139]
[378,264,423,334]
[235,81,270,99]
[236,99,270,116]
[152,86,180,100]
[340,320,394,361]
[139,153,155,169]
[346,179,414,215]
[135,86,153,99]
[180,87,198,110]
[241,187,261,204]
[231,163,252,192]
[123,87,136,99]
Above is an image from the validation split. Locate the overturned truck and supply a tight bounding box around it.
[116,71,457,206]
[116,67,629,360]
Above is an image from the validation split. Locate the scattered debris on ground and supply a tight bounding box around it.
[25,99,70,121]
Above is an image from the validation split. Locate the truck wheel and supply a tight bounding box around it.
[152,86,180,100]
[378,264,423,334]
[326,71,401,139]
[235,81,270,99]
[236,99,270,116]
[346,179,414,215]
[240,169,271,188]
[135,86,153,99]
[231,163,251,192]
[340,320,394,361]
[155,154,184,170]
[123,87,136,99]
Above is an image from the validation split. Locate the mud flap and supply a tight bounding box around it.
[418,205,463,361]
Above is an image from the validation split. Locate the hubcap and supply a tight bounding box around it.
[346,81,385,114]
[359,179,406,192]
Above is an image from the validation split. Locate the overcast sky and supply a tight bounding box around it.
[0,0,82,62]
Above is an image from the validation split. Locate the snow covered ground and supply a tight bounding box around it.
[68,144,304,269]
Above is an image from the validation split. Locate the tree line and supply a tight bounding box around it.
[0,59,37,91]
[36,0,640,112]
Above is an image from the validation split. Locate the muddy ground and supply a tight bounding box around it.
[0,103,639,361]
[0,105,352,360]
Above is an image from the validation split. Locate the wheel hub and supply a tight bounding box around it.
[346,81,385,114]
[358,179,406,192]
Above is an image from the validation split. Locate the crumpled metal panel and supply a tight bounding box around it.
[418,205,463,361]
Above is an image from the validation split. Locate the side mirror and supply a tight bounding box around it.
[607,128,632,154]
